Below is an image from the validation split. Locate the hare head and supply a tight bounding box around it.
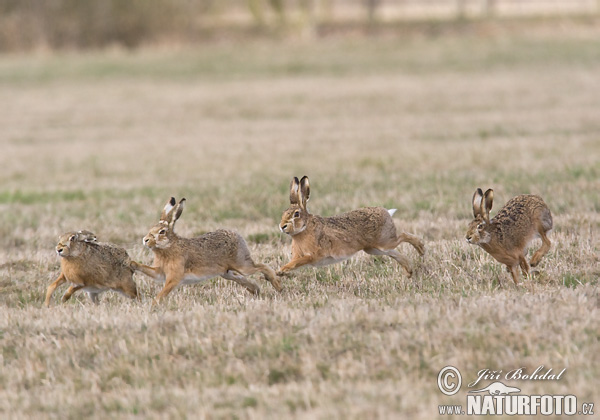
[466,188,494,245]
[56,232,86,257]
[143,197,186,249]
[280,176,310,236]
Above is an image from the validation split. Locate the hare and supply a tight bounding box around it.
[130,197,281,302]
[278,176,425,277]
[44,231,138,307]
[466,188,553,285]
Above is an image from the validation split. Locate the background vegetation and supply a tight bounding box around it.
[0,4,599,419]
[0,0,599,50]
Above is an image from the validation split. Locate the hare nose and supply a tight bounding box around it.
[143,237,149,244]
[280,224,288,232]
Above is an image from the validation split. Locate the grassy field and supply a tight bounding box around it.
[0,29,599,418]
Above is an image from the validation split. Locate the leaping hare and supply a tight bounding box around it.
[466,188,553,285]
[278,176,425,277]
[130,197,281,302]
[44,231,138,307]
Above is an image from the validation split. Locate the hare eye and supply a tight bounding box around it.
[294,211,300,218]
[477,223,484,230]
[159,229,166,235]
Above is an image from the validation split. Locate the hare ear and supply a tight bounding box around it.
[173,198,186,224]
[483,189,494,223]
[289,177,300,205]
[161,197,177,221]
[472,188,484,218]
[299,176,310,210]
[69,233,78,242]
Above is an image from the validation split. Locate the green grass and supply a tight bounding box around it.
[0,26,599,419]
[1,33,600,84]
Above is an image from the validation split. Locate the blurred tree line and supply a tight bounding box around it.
[0,0,597,51]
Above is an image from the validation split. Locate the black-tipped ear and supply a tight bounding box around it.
[483,189,494,222]
[472,188,484,218]
[161,197,176,221]
[289,177,300,205]
[173,198,186,223]
[300,176,310,209]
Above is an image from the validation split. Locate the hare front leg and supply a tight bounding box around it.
[130,261,163,281]
[44,272,67,307]
[277,254,317,276]
[155,269,185,302]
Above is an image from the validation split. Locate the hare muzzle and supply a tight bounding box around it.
[143,235,154,248]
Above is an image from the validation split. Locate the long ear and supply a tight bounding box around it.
[171,198,186,227]
[289,177,300,205]
[160,197,177,222]
[472,188,484,218]
[299,175,310,210]
[483,189,494,223]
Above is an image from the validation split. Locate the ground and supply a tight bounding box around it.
[0,25,598,419]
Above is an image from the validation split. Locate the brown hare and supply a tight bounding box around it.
[130,197,281,302]
[278,176,425,277]
[466,188,553,285]
[44,231,138,307]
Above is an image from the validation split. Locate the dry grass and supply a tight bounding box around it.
[0,30,599,418]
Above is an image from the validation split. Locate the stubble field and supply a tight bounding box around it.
[0,26,599,418]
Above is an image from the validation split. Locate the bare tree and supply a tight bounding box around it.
[457,0,467,20]
[366,0,381,23]
[485,0,496,18]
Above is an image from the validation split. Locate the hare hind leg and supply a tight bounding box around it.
[364,247,413,277]
[530,229,551,268]
[390,232,425,256]
[222,270,260,295]
[254,262,282,292]
[506,264,521,285]
[236,261,282,292]
[117,278,139,300]
[88,292,100,305]
[519,254,530,277]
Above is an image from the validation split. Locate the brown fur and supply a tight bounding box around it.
[278,176,425,277]
[466,188,553,285]
[131,197,281,302]
[44,232,138,307]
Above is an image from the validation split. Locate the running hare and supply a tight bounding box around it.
[466,188,553,284]
[278,176,425,276]
[44,231,138,307]
[130,197,281,302]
